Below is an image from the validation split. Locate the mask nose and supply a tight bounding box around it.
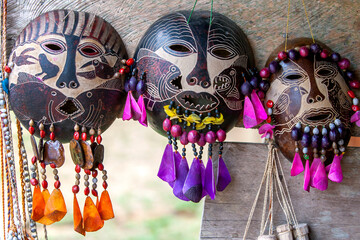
[57,80,79,89]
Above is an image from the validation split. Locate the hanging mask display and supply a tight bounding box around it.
[133,10,258,202]
[263,38,356,191]
[5,10,131,236]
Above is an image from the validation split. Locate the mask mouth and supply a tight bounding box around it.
[56,98,84,118]
[301,107,336,126]
[176,91,219,112]
[169,75,182,90]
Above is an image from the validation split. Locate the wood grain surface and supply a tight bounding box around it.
[201,142,360,240]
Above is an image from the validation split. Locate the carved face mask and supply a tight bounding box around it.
[133,11,255,203]
[8,10,127,141]
[263,38,355,191]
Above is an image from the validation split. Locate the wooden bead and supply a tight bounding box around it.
[74,124,80,132]
[39,123,45,131]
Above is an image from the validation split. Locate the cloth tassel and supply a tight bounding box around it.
[243,96,257,128]
[73,194,85,236]
[37,189,55,225]
[200,160,207,199]
[31,185,46,222]
[310,157,321,187]
[130,92,142,120]
[169,151,182,188]
[83,196,104,232]
[122,91,132,120]
[312,162,328,191]
[98,190,115,220]
[173,156,190,201]
[158,144,176,183]
[303,160,310,192]
[183,158,203,203]
[328,154,343,183]
[137,95,148,126]
[290,152,304,176]
[204,157,216,200]
[216,156,231,191]
[250,90,267,125]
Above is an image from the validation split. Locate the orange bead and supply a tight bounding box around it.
[31,186,45,221]
[44,189,67,222]
[83,196,104,232]
[73,194,86,236]
[97,190,114,220]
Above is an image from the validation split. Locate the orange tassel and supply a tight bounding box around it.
[31,186,45,221]
[37,189,56,225]
[44,189,67,222]
[83,196,104,232]
[98,190,114,220]
[73,194,85,236]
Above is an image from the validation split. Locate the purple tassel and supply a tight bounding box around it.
[173,156,190,201]
[130,92,142,120]
[169,151,182,188]
[303,160,310,192]
[313,162,328,191]
[157,144,176,183]
[310,157,321,187]
[250,90,267,125]
[200,160,207,199]
[122,91,132,120]
[137,95,148,127]
[290,152,304,176]
[205,157,216,200]
[183,158,203,203]
[216,156,231,191]
[328,154,343,183]
[243,96,257,129]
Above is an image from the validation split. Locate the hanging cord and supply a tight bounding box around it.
[209,0,214,25]
[187,0,198,23]
[0,124,5,240]
[284,0,291,51]
[301,0,315,43]
[1,0,7,72]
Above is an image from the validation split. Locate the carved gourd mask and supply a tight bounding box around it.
[133,11,255,202]
[8,10,127,142]
[262,38,356,191]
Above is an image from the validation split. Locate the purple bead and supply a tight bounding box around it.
[129,76,137,91]
[205,131,216,144]
[288,49,298,60]
[331,52,341,62]
[197,133,206,147]
[300,133,311,147]
[136,80,146,95]
[250,76,260,89]
[216,129,226,142]
[124,81,130,92]
[241,81,253,96]
[291,128,302,141]
[162,118,172,132]
[180,131,189,145]
[321,135,331,149]
[329,129,339,142]
[310,43,321,54]
[337,125,346,139]
[311,134,321,148]
[346,71,354,80]
[170,125,182,138]
[259,80,270,92]
[269,61,280,73]
[188,130,200,144]
[338,58,350,70]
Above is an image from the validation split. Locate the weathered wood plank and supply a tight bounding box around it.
[201,142,360,240]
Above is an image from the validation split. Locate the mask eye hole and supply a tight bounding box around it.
[285,74,303,80]
[40,40,66,54]
[45,44,62,51]
[78,43,102,57]
[317,69,332,76]
[169,44,192,53]
[212,48,232,58]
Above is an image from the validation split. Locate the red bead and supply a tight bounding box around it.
[81,132,87,141]
[28,126,35,135]
[266,116,272,123]
[50,163,56,169]
[96,135,102,144]
[72,185,79,194]
[348,90,355,98]
[75,164,81,173]
[320,49,329,59]
[54,181,61,189]
[40,130,46,139]
[91,189,98,197]
[30,178,38,186]
[31,156,37,164]
[42,180,48,189]
[49,132,55,141]
[352,105,359,112]
[98,163,104,171]
[119,68,125,74]
[299,46,309,57]
[103,181,108,189]
[4,66,11,73]
[126,58,134,66]
[170,125,182,137]
[338,58,350,70]
[84,187,90,195]
[74,131,80,140]
[90,135,95,143]
[84,169,91,175]
[124,67,130,73]
[266,100,274,108]
[349,80,360,89]
[92,170,98,178]
[278,51,287,61]
[259,68,270,78]
[40,162,45,169]
[162,118,172,132]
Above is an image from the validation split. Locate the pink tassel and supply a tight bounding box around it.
[350,111,360,127]
[137,95,148,127]
[313,162,328,191]
[290,152,304,176]
[250,90,267,125]
[258,124,275,139]
[122,91,132,120]
[243,96,257,128]
[130,92,141,121]
[310,157,321,187]
[328,154,343,183]
[303,160,310,192]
